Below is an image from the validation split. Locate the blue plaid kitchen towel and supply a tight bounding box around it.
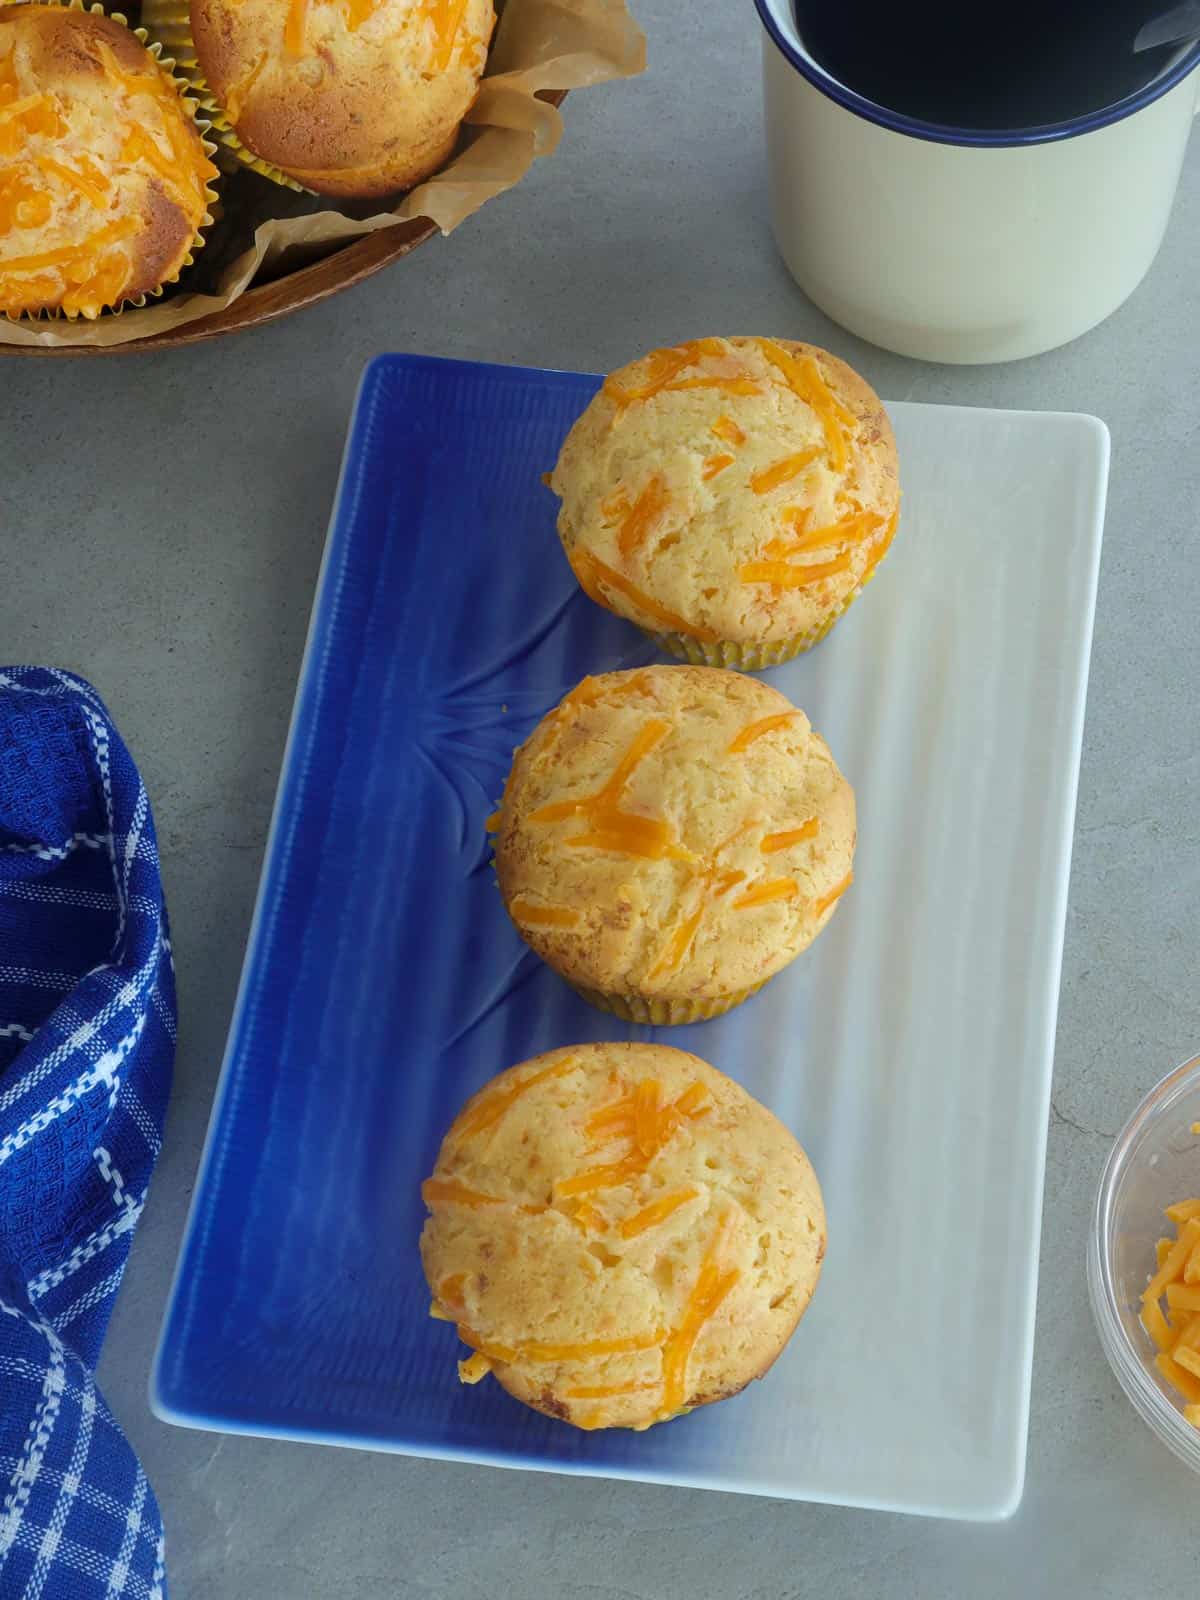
[0,668,174,1600]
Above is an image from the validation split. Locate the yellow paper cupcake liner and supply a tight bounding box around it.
[647,549,894,672]
[6,0,220,322]
[569,980,768,1026]
[139,0,312,193]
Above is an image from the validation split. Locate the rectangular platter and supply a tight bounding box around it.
[153,354,1108,1518]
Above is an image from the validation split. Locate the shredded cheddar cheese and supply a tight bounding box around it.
[345,0,388,26]
[585,1098,639,1139]
[529,719,693,863]
[560,822,687,860]
[1141,1203,1200,1424]
[1143,1297,1172,1351]
[600,487,631,523]
[458,1323,666,1367]
[422,1178,506,1209]
[738,553,856,588]
[574,1081,711,1179]
[646,828,751,981]
[733,878,797,910]
[618,474,670,559]
[726,712,797,755]
[749,447,822,496]
[1143,1219,1200,1303]
[0,214,137,275]
[508,898,582,929]
[701,452,735,481]
[634,1078,660,1158]
[753,339,854,471]
[711,414,746,447]
[35,156,110,210]
[659,1220,739,1417]
[861,510,900,587]
[646,907,705,982]
[425,0,470,69]
[602,339,754,408]
[439,1273,467,1307]
[760,820,819,853]
[604,346,695,407]
[284,0,310,53]
[620,1187,699,1239]
[1157,1352,1200,1403]
[570,1199,608,1233]
[554,1158,648,1197]
[674,1083,711,1118]
[568,546,720,641]
[457,1327,519,1364]
[448,1056,578,1144]
[813,870,853,919]
[767,509,885,559]
[688,337,730,358]
[664,376,761,396]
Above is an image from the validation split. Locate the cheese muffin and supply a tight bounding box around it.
[181,0,496,196]
[0,4,216,320]
[549,336,900,669]
[491,665,855,1024]
[421,1042,826,1431]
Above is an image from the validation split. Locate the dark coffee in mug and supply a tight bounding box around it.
[792,1,1187,131]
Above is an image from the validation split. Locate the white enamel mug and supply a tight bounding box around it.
[756,0,1200,363]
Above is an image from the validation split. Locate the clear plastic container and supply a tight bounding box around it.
[1088,1053,1200,1472]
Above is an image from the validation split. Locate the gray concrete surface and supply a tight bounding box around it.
[4,3,1200,1595]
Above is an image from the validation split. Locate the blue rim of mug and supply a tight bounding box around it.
[753,0,1200,147]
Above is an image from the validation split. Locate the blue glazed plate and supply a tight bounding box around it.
[153,355,1108,1518]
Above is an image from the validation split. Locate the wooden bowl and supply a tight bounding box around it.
[5,89,566,358]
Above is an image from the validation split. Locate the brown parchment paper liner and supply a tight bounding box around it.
[0,0,645,347]
[4,0,220,322]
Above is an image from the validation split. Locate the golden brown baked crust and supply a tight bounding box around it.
[190,0,495,196]
[549,336,901,648]
[0,4,214,318]
[420,1043,826,1431]
[491,666,856,1007]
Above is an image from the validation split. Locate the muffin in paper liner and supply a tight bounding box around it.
[140,0,497,199]
[569,979,768,1026]
[420,1042,826,1432]
[138,0,310,193]
[491,665,857,1027]
[0,0,220,321]
[550,338,901,672]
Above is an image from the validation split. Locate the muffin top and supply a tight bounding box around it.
[191,0,496,196]
[492,666,856,1004]
[0,5,214,319]
[550,337,900,647]
[421,1042,826,1431]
